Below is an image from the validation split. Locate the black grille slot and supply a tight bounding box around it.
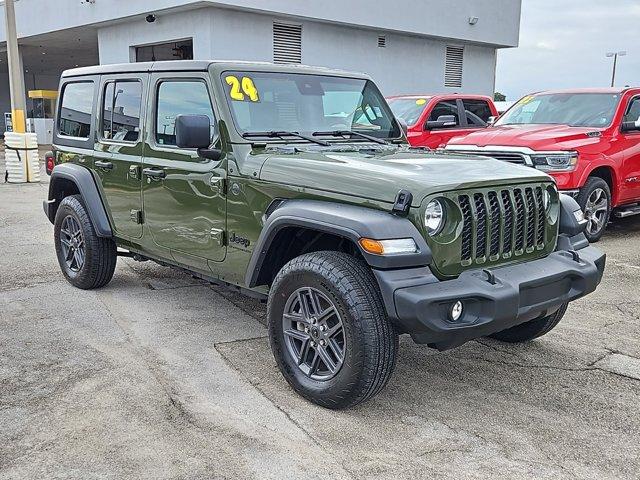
[488,191,501,257]
[535,187,545,246]
[474,193,487,258]
[514,189,525,251]
[525,188,536,248]
[501,190,513,253]
[459,195,473,261]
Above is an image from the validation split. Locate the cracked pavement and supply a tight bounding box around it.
[1,167,639,479]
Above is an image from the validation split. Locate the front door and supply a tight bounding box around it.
[93,73,146,239]
[620,95,640,202]
[142,73,226,270]
[421,98,492,149]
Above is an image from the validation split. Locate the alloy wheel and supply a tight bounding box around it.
[282,287,346,380]
[584,187,608,236]
[59,215,86,272]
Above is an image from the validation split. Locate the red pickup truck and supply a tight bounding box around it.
[387,94,498,149]
[445,88,640,242]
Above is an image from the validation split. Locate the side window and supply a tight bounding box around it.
[623,97,640,123]
[101,80,142,142]
[58,82,94,138]
[155,80,215,146]
[428,100,459,127]
[462,99,492,126]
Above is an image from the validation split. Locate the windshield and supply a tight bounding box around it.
[222,71,400,139]
[388,98,429,126]
[496,93,621,128]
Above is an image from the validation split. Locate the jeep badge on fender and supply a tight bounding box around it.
[43,61,606,409]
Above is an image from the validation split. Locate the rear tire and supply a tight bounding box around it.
[576,177,611,243]
[489,303,568,343]
[268,251,398,409]
[54,195,117,289]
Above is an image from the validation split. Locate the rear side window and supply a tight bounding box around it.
[428,100,459,126]
[102,80,143,142]
[155,80,215,146]
[462,99,492,126]
[58,82,94,138]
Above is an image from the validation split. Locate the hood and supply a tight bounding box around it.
[447,124,605,151]
[258,147,550,206]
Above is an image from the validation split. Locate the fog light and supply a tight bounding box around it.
[449,301,464,321]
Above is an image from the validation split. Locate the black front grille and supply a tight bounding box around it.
[466,151,527,164]
[457,185,549,265]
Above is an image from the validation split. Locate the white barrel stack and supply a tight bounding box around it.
[4,132,40,183]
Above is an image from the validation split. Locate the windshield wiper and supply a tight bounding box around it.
[242,130,329,146]
[312,130,388,145]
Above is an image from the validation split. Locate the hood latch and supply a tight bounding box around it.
[392,189,413,217]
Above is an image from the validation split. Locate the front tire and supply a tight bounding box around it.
[54,195,117,289]
[268,251,398,409]
[576,177,611,242]
[489,303,568,343]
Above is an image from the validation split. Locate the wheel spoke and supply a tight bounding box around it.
[317,305,337,324]
[73,250,83,269]
[326,322,343,338]
[297,291,311,320]
[307,288,322,316]
[308,350,321,376]
[297,338,311,365]
[284,328,310,342]
[317,345,338,374]
[327,338,344,360]
[60,237,71,247]
[65,246,75,262]
[593,199,608,213]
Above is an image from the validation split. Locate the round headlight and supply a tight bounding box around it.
[424,199,445,235]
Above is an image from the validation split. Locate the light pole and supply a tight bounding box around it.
[606,51,627,88]
[3,0,27,133]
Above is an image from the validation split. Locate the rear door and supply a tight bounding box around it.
[141,72,226,270]
[93,73,146,239]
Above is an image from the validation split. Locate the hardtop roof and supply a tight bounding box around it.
[61,60,371,80]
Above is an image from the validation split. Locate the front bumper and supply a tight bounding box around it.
[374,245,605,351]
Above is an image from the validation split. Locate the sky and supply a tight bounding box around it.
[495,0,640,100]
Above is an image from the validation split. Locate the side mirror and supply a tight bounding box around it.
[425,115,457,130]
[396,117,408,136]
[621,119,640,132]
[175,114,222,160]
[487,116,497,126]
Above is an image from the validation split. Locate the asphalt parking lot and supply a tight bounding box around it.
[1,162,639,479]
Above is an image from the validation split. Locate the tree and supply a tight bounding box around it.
[494,92,506,102]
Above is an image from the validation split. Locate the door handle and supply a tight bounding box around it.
[143,167,166,179]
[95,160,114,170]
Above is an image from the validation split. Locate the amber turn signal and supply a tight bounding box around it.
[359,238,385,255]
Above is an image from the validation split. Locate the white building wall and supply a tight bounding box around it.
[96,7,498,95]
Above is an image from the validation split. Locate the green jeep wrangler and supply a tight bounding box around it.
[44,61,606,409]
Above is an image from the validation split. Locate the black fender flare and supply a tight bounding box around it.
[245,199,432,287]
[44,163,113,237]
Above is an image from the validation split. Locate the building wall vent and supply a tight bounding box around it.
[444,45,464,88]
[273,22,302,64]
[378,35,386,48]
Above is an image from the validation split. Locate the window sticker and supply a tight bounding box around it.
[517,95,535,106]
[225,75,260,102]
[416,98,427,105]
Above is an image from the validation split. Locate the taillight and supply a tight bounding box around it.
[45,151,55,175]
